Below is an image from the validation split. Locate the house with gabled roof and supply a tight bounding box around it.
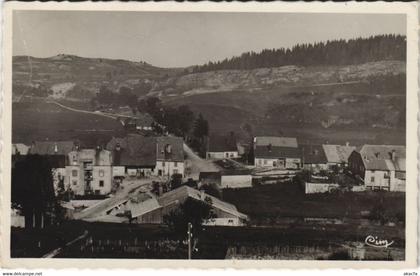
[156,136,185,178]
[253,136,301,169]
[106,134,184,179]
[106,135,157,177]
[301,144,328,172]
[206,134,239,160]
[348,145,406,192]
[322,144,356,169]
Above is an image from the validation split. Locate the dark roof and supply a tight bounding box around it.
[158,186,247,220]
[106,135,156,167]
[208,135,237,152]
[199,171,221,180]
[254,136,298,148]
[301,145,328,164]
[255,145,302,159]
[156,136,184,162]
[30,141,76,156]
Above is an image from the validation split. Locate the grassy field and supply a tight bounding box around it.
[12,100,126,146]
[222,183,405,223]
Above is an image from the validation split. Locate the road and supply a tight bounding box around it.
[183,143,220,180]
[47,99,138,120]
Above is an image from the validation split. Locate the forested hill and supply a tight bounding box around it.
[192,34,406,73]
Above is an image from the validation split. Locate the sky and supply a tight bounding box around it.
[13,11,406,68]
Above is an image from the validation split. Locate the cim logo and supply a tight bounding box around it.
[364,235,394,248]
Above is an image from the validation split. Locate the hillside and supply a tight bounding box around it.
[150,60,405,97]
[12,54,181,101]
[12,53,406,146]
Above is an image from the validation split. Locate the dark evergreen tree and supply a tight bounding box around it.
[12,155,56,228]
[192,35,406,73]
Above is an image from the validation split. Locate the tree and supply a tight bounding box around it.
[12,155,56,228]
[176,105,195,138]
[163,198,213,238]
[118,86,138,108]
[96,85,115,106]
[199,183,221,199]
[170,173,183,190]
[193,113,209,138]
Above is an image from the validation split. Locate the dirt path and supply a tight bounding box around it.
[183,143,220,180]
[47,99,138,120]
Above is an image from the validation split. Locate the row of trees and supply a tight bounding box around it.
[137,97,209,154]
[192,34,406,73]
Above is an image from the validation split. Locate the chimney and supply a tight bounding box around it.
[166,144,172,154]
[54,143,58,154]
[391,150,396,161]
[374,152,380,158]
[346,142,350,146]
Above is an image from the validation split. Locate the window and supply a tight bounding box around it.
[263,159,267,165]
[162,161,165,167]
[174,162,178,167]
[99,170,104,177]
[258,159,262,165]
[99,180,104,187]
[370,176,375,183]
[72,180,77,186]
[72,170,78,177]
[225,153,229,158]
[173,169,178,175]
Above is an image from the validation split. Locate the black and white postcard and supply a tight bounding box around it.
[1,2,418,269]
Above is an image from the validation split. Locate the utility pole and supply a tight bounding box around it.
[187,222,192,259]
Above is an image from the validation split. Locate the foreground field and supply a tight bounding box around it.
[11,220,404,259]
[222,183,405,224]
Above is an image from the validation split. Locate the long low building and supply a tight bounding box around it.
[199,170,253,189]
[90,186,248,226]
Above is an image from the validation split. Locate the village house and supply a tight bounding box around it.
[199,170,253,189]
[301,144,328,173]
[121,114,154,132]
[11,143,30,169]
[155,136,185,178]
[12,143,30,156]
[29,141,77,193]
[206,134,239,159]
[322,144,356,170]
[66,147,113,196]
[106,135,157,178]
[106,134,184,179]
[348,145,406,192]
[254,137,301,169]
